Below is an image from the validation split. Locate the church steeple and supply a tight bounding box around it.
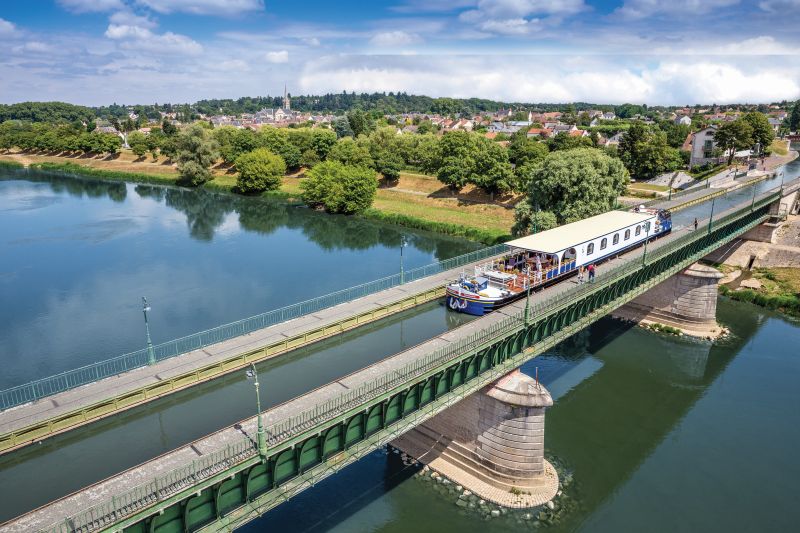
[283,83,290,111]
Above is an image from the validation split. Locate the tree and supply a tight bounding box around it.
[176,124,219,186]
[161,118,178,136]
[524,148,629,224]
[333,117,354,138]
[235,148,286,194]
[327,137,374,168]
[299,148,321,168]
[127,131,148,158]
[741,112,774,154]
[512,204,558,237]
[346,109,373,137]
[509,135,548,167]
[300,160,377,214]
[714,120,753,165]
[367,127,405,180]
[255,127,300,169]
[548,132,593,151]
[789,101,800,132]
[618,122,677,180]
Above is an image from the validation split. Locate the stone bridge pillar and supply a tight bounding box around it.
[392,370,559,507]
[612,262,723,338]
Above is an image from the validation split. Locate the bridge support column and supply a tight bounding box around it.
[392,369,559,508]
[612,262,724,338]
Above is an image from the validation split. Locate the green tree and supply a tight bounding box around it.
[789,101,800,132]
[509,135,549,167]
[346,109,373,137]
[512,204,558,237]
[161,118,178,136]
[127,131,148,158]
[300,160,377,214]
[299,148,321,168]
[548,132,593,151]
[256,127,300,169]
[618,122,677,180]
[333,117,354,138]
[176,124,219,186]
[235,148,286,193]
[327,137,374,168]
[741,112,774,154]
[714,120,753,165]
[525,148,629,224]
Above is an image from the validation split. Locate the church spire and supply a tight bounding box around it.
[283,83,290,111]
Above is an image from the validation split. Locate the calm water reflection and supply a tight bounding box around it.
[0,170,479,389]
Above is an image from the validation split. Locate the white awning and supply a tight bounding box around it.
[505,211,655,254]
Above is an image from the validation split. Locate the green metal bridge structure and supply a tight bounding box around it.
[20,186,784,533]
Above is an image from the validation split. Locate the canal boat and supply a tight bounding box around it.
[446,208,672,316]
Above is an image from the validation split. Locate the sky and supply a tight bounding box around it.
[1,0,799,106]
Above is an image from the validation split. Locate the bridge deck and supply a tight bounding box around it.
[0,257,501,442]
[3,206,712,532]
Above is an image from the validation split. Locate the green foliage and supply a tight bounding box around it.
[235,148,286,193]
[161,119,178,136]
[615,103,647,119]
[719,285,800,317]
[789,101,800,132]
[0,160,24,169]
[525,148,629,224]
[327,137,374,168]
[346,109,373,138]
[28,161,178,186]
[367,126,404,180]
[176,124,219,186]
[714,120,753,164]
[433,131,513,194]
[741,112,774,154]
[547,132,593,152]
[299,148,321,168]
[618,122,680,180]
[0,101,95,123]
[300,160,377,214]
[127,131,148,157]
[362,209,509,244]
[512,203,558,236]
[255,127,300,169]
[333,117,354,138]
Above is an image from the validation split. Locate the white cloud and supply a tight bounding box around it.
[218,59,250,71]
[369,31,421,47]
[135,0,264,15]
[0,17,16,36]
[758,0,800,11]
[105,24,203,55]
[302,37,321,46]
[459,0,585,35]
[616,0,739,19]
[109,10,158,29]
[264,50,289,63]
[479,18,537,35]
[298,54,800,105]
[58,0,124,13]
[12,41,55,54]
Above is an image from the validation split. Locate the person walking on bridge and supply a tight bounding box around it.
[694,218,698,231]
[587,263,596,283]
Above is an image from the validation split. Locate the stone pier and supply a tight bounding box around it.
[612,262,724,337]
[392,370,559,508]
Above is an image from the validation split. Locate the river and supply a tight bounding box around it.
[1,163,799,531]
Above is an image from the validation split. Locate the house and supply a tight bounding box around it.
[768,117,782,133]
[552,123,577,134]
[688,125,720,169]
[605,132,625,147]
[526,127,551,139]
[569,129,589,137]
[601,112,615,120]
[675,115,692,126]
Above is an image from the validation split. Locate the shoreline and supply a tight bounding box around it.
[0,154,509,245]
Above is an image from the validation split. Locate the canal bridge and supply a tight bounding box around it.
[3,180,794,533]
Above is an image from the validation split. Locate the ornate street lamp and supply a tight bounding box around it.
[245,363,267,457]
[142,297,155,365]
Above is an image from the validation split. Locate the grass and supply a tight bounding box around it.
[629,183,669,192]
[0,159,25,169]
[688,163,728,180]
[719,267,800,317]
[770,139,789,156]
[643,322,682,335]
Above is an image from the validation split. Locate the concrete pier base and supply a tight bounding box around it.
[392,370,558,508]
[612,262,724,338]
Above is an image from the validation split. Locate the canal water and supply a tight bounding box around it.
[1,160,799,530]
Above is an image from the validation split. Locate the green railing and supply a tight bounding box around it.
[0,243,507,412]
[36,191,778,533]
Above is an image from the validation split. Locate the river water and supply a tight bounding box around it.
[1,164,799,530]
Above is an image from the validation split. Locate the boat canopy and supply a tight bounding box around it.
[504,211,655,254]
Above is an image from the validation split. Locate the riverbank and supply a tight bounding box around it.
[0,150,513,244]
[718,266,800,317]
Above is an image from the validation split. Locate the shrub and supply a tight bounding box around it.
[235,148,286,194]
[300,160,377,214]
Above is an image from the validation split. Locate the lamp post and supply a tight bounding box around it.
[707,197,716,236]
[399,235,408,284]
[751,181,757,211]
[523,275,532,325]
[245,363,267,457]
[642,222,651,266]
[142,297,155,365]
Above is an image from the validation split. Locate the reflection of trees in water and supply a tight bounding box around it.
[18,170,128,203]
[236,197,289,236]
[164,188,236,242]
[134,184,166,202]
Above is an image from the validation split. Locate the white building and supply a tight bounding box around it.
[688,126,720,169]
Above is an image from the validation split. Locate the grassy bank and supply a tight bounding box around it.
[3,151,514,244]
[719,267,800,317]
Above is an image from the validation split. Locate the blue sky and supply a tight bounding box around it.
[1,0,799,106]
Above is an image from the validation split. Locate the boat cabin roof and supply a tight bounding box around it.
[504,211,655,254]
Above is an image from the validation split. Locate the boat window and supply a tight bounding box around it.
[600,237,607,250]
[613,233,619,245]
[635,226,641,236]
[587,242,594,255]
[624,229,631,240]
